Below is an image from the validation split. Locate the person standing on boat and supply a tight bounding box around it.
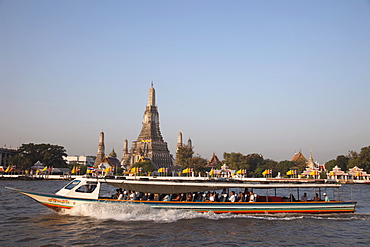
[323,193,329,202]
[229,191,236,202]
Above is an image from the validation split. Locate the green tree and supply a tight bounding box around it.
[132,161,154,174]
[358,146,370,173]
[347,150,360,169]
[223,152,248,170]
[275,160,295,177]
[176,146,194,169]
[9,143,67,169]
[191,156,208,172]
[245,153,264,172]
[336,155,348,171]
[325,159,336,173]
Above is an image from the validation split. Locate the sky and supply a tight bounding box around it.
[1,0,370,164]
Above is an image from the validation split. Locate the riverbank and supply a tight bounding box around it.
[1,174,370,184]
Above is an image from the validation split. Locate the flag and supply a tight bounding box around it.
[158,168,164,173]
[182,168,189,173]
[310,170,318,176]
[5,166,10,172]
[209,169,214,176]
[268,169,272,174]
[87,167,94,173]
[329,171,334,176]
[286,170,292,175]
[76,167,81,172]
[71,166,76,174]
[104,167,110,174]
[262,169,268,175]
[236,170,242,174]
[130,167,141,173]
[42,166,48,172]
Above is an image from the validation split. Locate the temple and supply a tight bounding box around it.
[121,84,173,169]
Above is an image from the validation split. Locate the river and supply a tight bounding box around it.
[1,180,369,246]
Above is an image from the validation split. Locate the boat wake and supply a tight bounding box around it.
[60,202,370,222]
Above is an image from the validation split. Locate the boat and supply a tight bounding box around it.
[6,176,357,214]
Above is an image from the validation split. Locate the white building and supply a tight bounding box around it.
[64,155,94,167]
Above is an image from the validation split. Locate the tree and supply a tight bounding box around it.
[358,146,370,173]
[325,159,336,173]
[191,156,208,172]
[275,160,295,177]
[223,152,248,170]
[336,155,348,171]
[132,161,154,174]
[8,143,67,170]
[176,146,194,169]
[347,150,360,169]
[245,153,264,172]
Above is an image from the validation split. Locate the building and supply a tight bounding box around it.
[207,153,221,168]
[64,155,94,167]
[122,84,173,170]
[0,147,17,167]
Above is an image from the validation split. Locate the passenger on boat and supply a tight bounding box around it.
[163,194,171,201]
[229,191,236,202]
[172,194,181,201]
[323,193,329,202]
[129,190,137,200]
[249,191,256,202]
[301,193,308,202]
[208,193,215,202]
[186,193,192,202]
[148,193,154,201]
[313,193,321,201]
[141,193,149,201]
[237,192,244,202]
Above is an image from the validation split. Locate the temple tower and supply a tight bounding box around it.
[94,131,105,167]
[177,131,183,151]
[122,84,173,169]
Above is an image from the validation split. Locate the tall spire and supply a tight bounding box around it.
[94,131,105,167]
[177,131,183,147]
[148,82,155,106]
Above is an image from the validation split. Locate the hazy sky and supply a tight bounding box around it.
[1,0,370,164]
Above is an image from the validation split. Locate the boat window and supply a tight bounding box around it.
[75,184,97,193]
[64,180,80,190]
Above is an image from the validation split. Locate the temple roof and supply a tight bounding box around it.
[109,148,117,158]
[207,153,220,167]
[290,151,307,163]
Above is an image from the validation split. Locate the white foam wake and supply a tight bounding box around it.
[60,202,370,222]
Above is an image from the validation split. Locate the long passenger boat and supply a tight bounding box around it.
[6,176,357,214]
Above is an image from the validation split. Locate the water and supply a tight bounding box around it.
[1,180,370,246]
